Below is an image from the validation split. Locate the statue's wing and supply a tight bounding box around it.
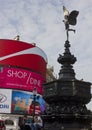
[68,10,79,25]
[63,6,69,21]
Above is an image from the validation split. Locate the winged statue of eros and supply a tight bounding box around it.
[63,6,79,26]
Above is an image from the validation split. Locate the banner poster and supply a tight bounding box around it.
[11,90,46,115]
[0,66,44,95]
[0,89,12,113]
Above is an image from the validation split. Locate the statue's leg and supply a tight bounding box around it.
[66,30,69,41]
[69,29,75,33]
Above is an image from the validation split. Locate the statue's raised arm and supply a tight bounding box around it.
[63,6,79,41]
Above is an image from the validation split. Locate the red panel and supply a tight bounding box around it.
[0,67,44,94]
[0,39,47,79]
[0,39,34,57]
[0,54,46,78]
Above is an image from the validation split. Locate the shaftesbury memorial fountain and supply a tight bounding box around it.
[42,6,92,130]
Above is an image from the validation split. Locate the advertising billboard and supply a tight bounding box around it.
[0,66,44,95]
[0,89,12,113]
[11,90,46,115]
[0,89,46,115]
[0,39,47,115]
[0,39,47,79]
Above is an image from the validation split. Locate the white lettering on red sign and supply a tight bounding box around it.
[7,70,27,78]
[7,69,41,87]
[26,73,41,87]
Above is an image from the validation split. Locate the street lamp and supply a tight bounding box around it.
[33,87,37,117]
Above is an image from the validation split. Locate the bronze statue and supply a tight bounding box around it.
[63,6,79,41]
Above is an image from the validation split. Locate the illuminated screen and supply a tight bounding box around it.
[0,67,44,95]
[0,89,12,113]
[0,39,47,79]
[0,89,46,115]
[11,90,46,115]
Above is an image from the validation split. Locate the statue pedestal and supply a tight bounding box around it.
[42,40,92,130]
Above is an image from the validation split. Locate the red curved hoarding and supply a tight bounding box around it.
[0,39,47,115]
[0,39,47,78]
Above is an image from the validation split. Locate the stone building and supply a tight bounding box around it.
[46,65,56,82]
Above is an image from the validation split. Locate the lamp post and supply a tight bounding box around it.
[33,88,37,117]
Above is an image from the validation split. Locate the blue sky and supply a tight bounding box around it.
[0,0,92,110]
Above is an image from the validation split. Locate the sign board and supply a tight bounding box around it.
[11,90,46,115]
[0,39,47,78]
[0,89,12,113]
[0,67,44,95]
